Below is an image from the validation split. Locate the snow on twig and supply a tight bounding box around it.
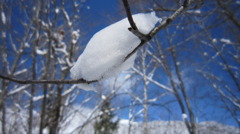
[8,85,30,95]
[1,11,6,24]
[132,67,173,93]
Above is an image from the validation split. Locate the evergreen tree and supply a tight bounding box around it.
[94,98,119,134]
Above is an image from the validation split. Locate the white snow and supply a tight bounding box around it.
[53,32,64,41]
[33,94,50,102]
[119,119,130,125]
[62,85,77,96]
[203,52,208,56]
[101,95,106,100]
[212,38,217,43]
[220,38,232,44]
[55,8,60,14]
[43,128,49,134]
[70,12,161,86]
[74,2,79,7]
[36,49,47,55]
[213,83,217,88]
[1,106,239,134]
[25,42,30,47]
[13,68,28,76]
[54,44,68,55]
[1,11,6,24]
[66,57,74,67]
[149,98,158,102]
[72,30,80,44]
[182,113,188,120]
[62,9,72,26]
[75,83,96,91]
[41,20,49,28]
[8,85,30,95]
[187,10,201,14]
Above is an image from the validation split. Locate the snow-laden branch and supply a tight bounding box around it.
[70,13,160,84]
[7,85,30,95]
[123,0,191,62]
[0,0,192,85]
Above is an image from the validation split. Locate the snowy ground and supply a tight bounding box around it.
[1,107,239,134]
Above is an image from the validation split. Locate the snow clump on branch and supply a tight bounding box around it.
[70,12,161,90]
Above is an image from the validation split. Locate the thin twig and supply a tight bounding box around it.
[122,0,138,30]
[122,0,151,42]
[149,1,190,37]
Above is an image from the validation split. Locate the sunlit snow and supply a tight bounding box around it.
[220,38,232,44]
[55,8,60,14]
[1,11,6,24]
[1,107,239,134]
[182,113,188,120]
[72,30,80,44]
[70,12,161,85]
[187,10,201,14]
[212,38,217,43]
[36,49,47,55]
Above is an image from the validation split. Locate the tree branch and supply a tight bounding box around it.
[0,74,96,84]
[122,0,152,42]
[124,0,191,61]
[149,0,191,37]
[122,0,138,30]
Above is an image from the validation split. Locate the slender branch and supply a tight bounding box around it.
[122,0,138,30]
[0,74,96,84]
[149,0,190,37]
[124,0,191,62]
[129,28,152,41]
[122,0,151,42]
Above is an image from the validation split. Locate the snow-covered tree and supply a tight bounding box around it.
[94,97,119,134]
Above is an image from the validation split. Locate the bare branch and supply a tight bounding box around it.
[0,74,96,84]
[122,0,138,30]
[149,0,191,37]
[124,0,191,62]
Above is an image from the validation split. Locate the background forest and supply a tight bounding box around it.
[0,0,239,134]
